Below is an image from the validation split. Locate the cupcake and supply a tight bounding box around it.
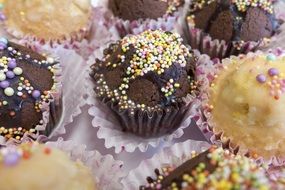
[108,0,185,37]
[0,142,96,190]
[1,0,92,46]
[140,146,276,189]
[185,0,279,59]
[0,37,61,141]
[90,30,198,138]
[199,50,285,162]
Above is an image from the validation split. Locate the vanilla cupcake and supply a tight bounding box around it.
[1,0,92,45]
[199,50,285,162]
[0,142,96,190]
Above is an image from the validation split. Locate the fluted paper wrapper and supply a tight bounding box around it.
[46,46,88,138]
[122,140,210,190]
[196,49,285,167]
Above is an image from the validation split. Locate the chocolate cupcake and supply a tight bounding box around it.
[1,0,92,46]
[0,37,61,141]
[108,0,184,37]
[185,0,279,59]
[141,146,276,189]
[0,142,96,190]
[197,49,285,163]
[90,30,197,138]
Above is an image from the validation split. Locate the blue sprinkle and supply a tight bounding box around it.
[267,54,277,61]
[0,37,8,45]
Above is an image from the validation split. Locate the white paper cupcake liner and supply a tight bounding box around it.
[122,140,210,190]
[86,47,202,153]
[196,48,285,167]
[37,45,89,139]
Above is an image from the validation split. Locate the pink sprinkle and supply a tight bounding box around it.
[270,90,275,96]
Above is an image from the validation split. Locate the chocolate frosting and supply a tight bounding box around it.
[93,41,195,108]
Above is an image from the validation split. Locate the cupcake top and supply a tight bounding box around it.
[187,0,279,43]
[141,146,274,190]
[0,38,58,140]
[0,142,96,190]
[2,0,91,40]
[109,0,184,21]
[91,30,197,114]
[206,52,285,159]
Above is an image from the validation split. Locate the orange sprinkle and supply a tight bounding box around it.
[44,147,51,155]
[9,111,15,117]
[252,153,259,159]
[210,160,217,165]
[23,151,31,159]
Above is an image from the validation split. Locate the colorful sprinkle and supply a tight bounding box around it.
[256,74,266,83]
[0,81,9,88]
[0,143,53,167]
[267,54,277,61]
[268,68,279,77]
[3,151,20,167]
[4,87,14,96]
